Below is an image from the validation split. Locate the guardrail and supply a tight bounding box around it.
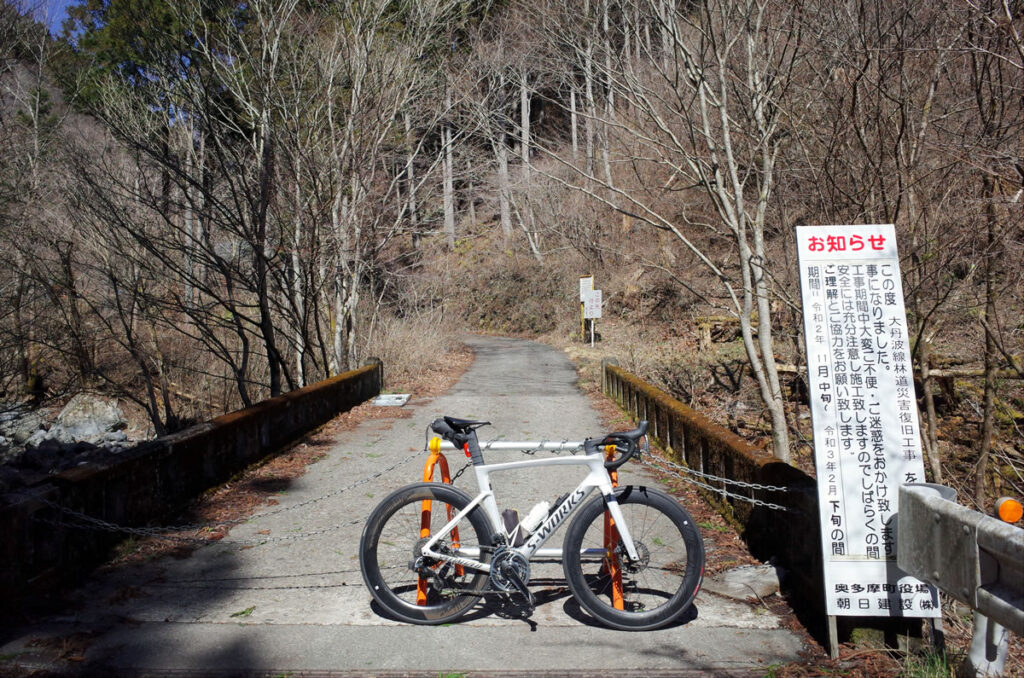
[898,484,1023,634]
[603,360,1024,667]
[898,484,1023,675]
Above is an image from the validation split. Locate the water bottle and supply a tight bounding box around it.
[520,501,551,534]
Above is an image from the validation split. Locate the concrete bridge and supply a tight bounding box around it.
[2,336,808,675]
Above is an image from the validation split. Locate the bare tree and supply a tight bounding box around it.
[536,0,805,461]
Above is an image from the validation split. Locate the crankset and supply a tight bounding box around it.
[489,546,535,612]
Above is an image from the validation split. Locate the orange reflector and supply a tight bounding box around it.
[429,436,441,455]
[996,497,1023,524]
[464,443,471,458]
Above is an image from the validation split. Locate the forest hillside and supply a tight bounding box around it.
[0,0,1020,510]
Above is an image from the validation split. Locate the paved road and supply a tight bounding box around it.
[2,336,806,676]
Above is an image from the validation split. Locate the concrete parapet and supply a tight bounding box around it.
[0,362,382,602]
[602,362,822,617]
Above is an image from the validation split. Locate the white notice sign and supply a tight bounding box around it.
[584,290,602,319]
[796,224,939,618]
[580,276,594,302]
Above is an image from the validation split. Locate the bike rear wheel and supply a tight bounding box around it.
[562,485,704,630]
[359,482,494,624]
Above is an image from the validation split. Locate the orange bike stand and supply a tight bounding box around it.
[417,437,462,605]
[603,444,625,610]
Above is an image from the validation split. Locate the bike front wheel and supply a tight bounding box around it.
[562,485,705,630]
[359,482,495,625]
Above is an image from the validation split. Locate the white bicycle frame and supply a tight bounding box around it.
[420,449,640,573]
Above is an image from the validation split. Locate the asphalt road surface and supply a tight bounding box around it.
[2,336,807,676]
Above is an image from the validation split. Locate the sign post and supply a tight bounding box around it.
[583,289,602,347]
[796,224,940,657]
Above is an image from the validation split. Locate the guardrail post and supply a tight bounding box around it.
[964,614,1010,678]
[601,358,618,401]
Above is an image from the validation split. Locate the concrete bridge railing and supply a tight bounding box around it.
[0,361,382,603]
[602,360,823,616]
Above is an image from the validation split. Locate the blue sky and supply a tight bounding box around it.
[36,0,77,34]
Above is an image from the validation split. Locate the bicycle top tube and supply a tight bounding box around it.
[430,417,648,470]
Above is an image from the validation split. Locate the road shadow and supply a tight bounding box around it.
[561,596,700,630]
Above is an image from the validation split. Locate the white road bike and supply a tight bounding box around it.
[358,417,705,631]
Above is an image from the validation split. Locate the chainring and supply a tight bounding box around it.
[489,545,531,591]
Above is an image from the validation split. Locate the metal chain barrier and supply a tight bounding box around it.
[640,454,793,513]
[513,440,580,456]
[643,452,792,493]
[35,448,424,545]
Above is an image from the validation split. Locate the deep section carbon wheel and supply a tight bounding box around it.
[360,482,494,624]
[562,485,704,630]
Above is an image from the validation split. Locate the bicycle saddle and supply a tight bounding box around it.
[443,416,491,433]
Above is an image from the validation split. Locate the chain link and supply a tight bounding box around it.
[643,452,792,493]
[450,461,472,484]
[640,456,793,512]
[513,439,581,456]
[35,431,796,549]
[35,448,424,544]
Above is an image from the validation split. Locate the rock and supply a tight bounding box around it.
[12,428,33,445]
[24,429,54,448]
[702,563,781,602]
[6,409,52,444]
[101,431,128,443]
[56,394,125,439]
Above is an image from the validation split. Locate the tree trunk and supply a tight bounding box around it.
[291,155,306,388]
[443,89,455,250]
[404,110,420,250]
[583,2,596,177]
[975,173,1000,508]
[254,124,283,397]
[601,0,614,190]
[659,0,673,72]
[584,47,596,176]
[466,157,477,226]
[570,84,579,163]
[496,130,512,244]
[520,68,530,182]
[919,336,943,483]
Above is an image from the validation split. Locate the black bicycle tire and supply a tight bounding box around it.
[562,485,704,630]
[359,482,495,625]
